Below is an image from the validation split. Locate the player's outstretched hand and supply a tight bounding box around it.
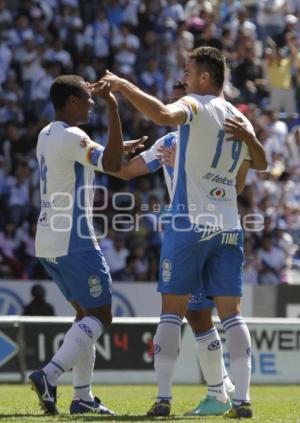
[124,136,148,154]
[157,145,176,168]
[101,70,126,92]
[89,80,117,108]
[90,70,126,95]
[224,117,253,144]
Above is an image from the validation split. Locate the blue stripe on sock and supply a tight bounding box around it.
[51,361,64,372]
[157,396,172,401]
[74,384,90,389]
[160,314,182,323]
[158,320,182,327]
[195,327,216,339]
[208,382,223,388]
[224,322,246,332]
[222,313,241,325]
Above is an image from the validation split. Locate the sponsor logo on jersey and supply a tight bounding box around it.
[80,138,90,149]
[38,212,48,225]
[41,200,55,208]
[88,275,102,298]
[203,172,234,186]
[209,187,226,198]
[162,259,172,282]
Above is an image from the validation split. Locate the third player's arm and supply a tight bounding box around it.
[224,117,268,171]
[236,160,251,195]
[106,155,150,180]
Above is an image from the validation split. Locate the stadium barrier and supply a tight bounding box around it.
[1,316,300,384]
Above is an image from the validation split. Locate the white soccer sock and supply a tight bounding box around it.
[153,314,182,401]
[222,314,251,405]
[44,316,103,387]
[73,343,95,402]
[195,327,227,401]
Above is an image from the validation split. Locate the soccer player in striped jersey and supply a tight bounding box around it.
[29,75,144,416]
[100,46,267,419]
[107,82,265,416]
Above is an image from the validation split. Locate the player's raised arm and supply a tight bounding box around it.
[93,71,187,127]
[92,81,123,172]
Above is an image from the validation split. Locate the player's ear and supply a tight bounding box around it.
[68,95,79,107]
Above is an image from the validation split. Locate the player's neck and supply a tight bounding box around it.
[54,112,78,127]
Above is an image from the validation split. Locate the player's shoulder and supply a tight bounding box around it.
[64,126,89,139]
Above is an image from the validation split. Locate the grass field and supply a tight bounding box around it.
[1,384,300,422]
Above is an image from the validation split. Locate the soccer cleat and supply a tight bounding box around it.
[29,369,58,415]
[70,396,115,415]
[184,395,232,416]
[147,399,171,417]
[224,402,253,418]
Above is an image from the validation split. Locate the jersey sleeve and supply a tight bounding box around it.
[173,94,202,125]
[62,127,104,171]
[140,132,177,172]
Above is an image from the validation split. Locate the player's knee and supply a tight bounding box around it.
[186,309,213,333]
[84,305,112,328]
[214,296,240,321]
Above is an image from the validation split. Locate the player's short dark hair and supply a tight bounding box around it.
[189,46,225,89]
[172,81,186,90]
[50,75,86,111]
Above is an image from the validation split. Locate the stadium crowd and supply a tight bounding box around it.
[0,0,300,284]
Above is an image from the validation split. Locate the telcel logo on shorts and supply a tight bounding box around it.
[88,275,102,298]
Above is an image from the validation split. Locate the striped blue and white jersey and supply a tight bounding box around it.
[35,121,104,257]
[140,131,177,197]
[171,94,252,229]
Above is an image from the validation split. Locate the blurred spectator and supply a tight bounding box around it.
[264,46,297,117]
[257,235,287,284]
[104,234,129,279]
[23,284,55,315]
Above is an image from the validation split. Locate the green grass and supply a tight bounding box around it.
[0,384,300,422]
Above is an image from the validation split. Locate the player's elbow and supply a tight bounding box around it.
[253,159,269,172]
[154,110,173,126]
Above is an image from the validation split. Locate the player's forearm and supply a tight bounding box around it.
[102,104,124,172]
[118,80,172,125]
[244,135,268,171]
[106,156,150,180]
[106,164,132,180]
